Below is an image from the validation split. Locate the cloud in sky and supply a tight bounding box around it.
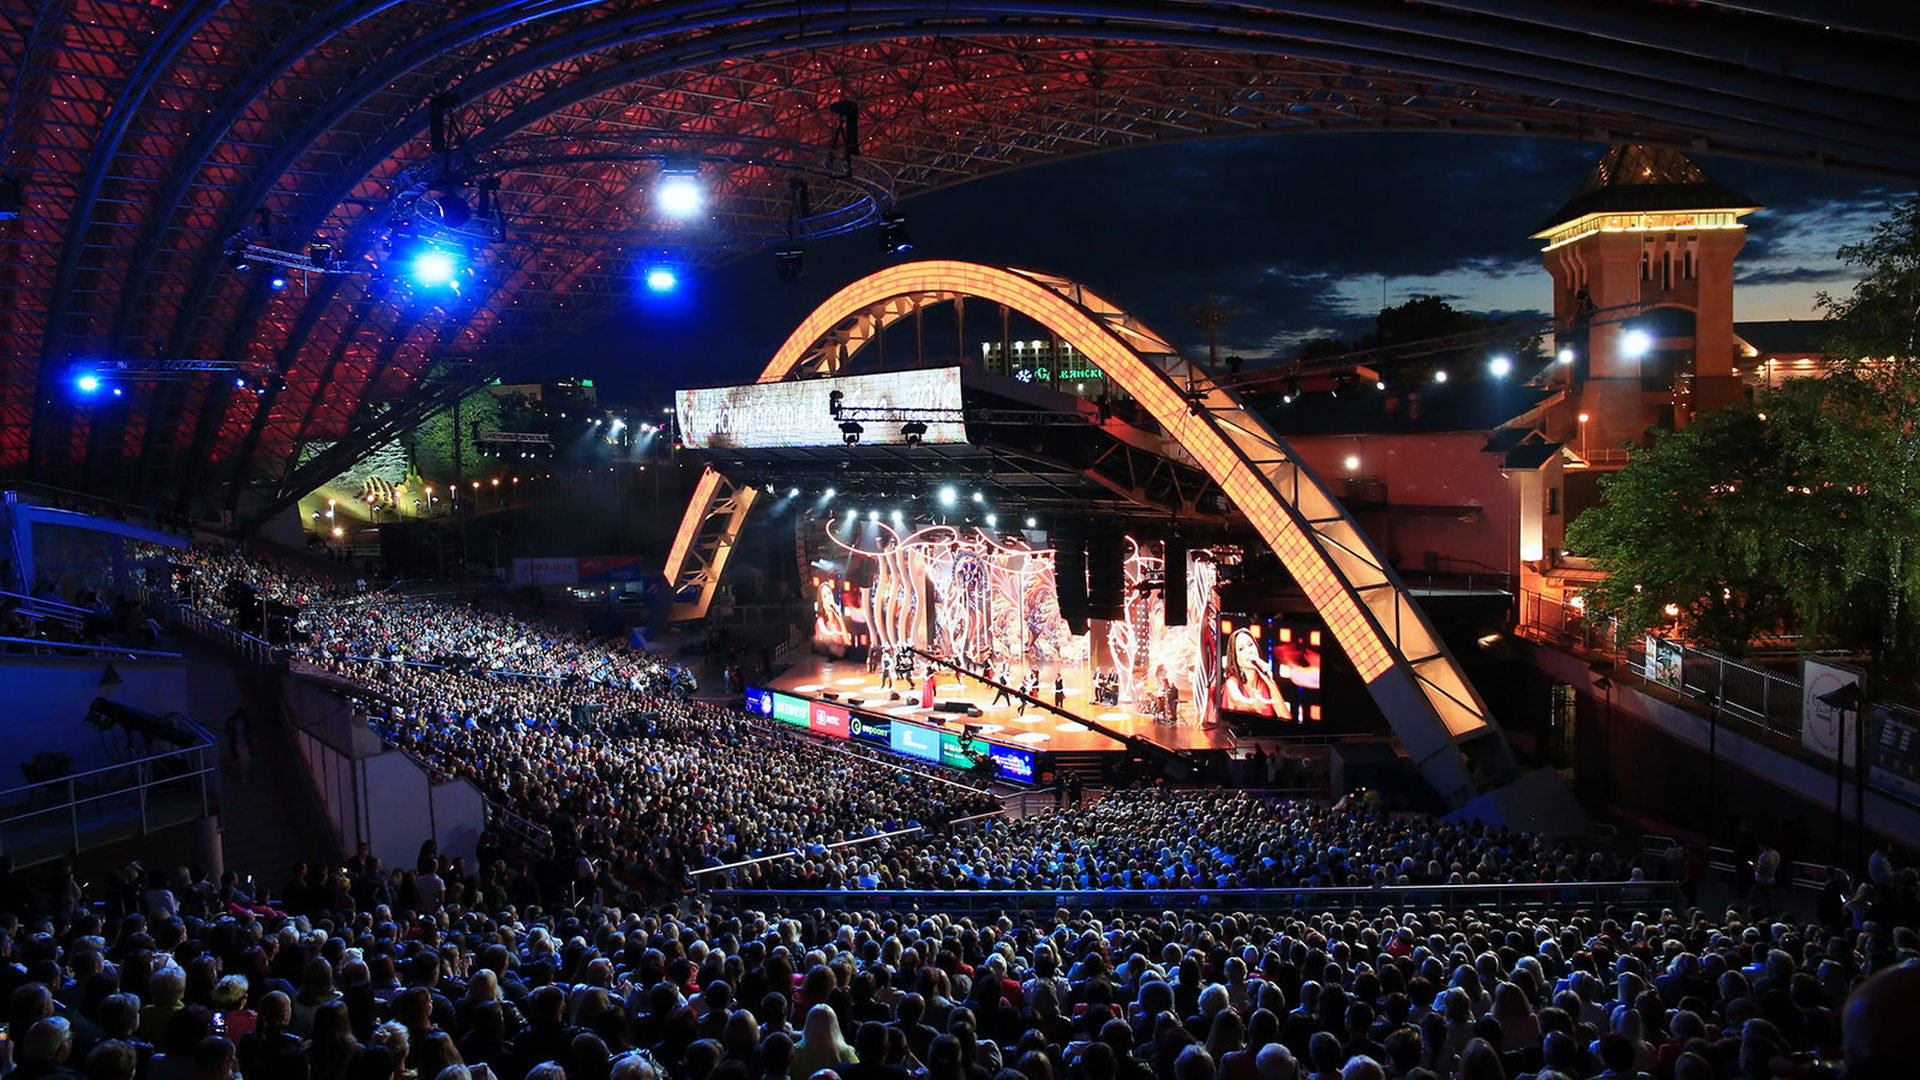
[567,134,1888,395]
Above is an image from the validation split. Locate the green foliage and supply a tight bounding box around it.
[1571,195,1920,680]
[411,384,504,483]
[1566,407,1803,656]
[1817,194,1920,360]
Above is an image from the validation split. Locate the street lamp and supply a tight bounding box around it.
[1577,412,1591,458]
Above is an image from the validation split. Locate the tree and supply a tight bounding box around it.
[1808,194,1920,677]
[1565,405,1805,656]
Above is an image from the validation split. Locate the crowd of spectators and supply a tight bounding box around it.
[757,794,1645,894]
[0,851,1916,1080]
[17,544,1904,1080]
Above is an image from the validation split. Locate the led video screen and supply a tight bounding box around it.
[1217,614,1324,724]
[677,367,967,450]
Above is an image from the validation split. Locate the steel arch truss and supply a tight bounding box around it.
[665,260,1505,805]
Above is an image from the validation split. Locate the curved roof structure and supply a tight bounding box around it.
[1,0,1915,518]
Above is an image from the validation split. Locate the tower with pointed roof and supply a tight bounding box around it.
[1533,145,1761,456]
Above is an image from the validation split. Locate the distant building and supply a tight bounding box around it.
[1531,145,1761,462]
[489,377,599,407]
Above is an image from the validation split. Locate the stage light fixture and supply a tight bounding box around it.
[824,487,836,499]
[1375,380,1386,390]
[787,487,799,497]
[829,390,844,418]
[234,376,248,389]
[840,420,863,445]
[1489,354,1513,378]
[308,241,332,268]
[1557,347,1575,364]
[656,163,703,217]
[1025,516,1038,528]
[1622,328,1654,358]
[410,249,459,286]
[1433,369,1449,384]
[75,372,103,394]
[938,485,957,507]
[774,247,805,282]
[985,513,998,528]
[867,509,879,521]
[268,272,288,290]
[111,387,123,397]
[877,211,913,255]
[890,509,904,525]
[900,420,927,446]
[644,266,678,292]
[228,248,252,272]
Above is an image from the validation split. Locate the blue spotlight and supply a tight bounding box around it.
[75,372,102,394]
[268,273,288,290]
[645,266,678,292]
[410,249,459,287]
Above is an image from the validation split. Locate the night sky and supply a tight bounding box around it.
[566,133,1901,403]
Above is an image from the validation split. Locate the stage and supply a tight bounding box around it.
[768,654,1237,755]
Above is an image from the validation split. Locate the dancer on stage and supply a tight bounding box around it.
[992,662,1012,707]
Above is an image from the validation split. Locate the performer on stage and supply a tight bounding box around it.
[992,663,1012,707]
[878,647,893,688]
[1222,627,1281,717]
[920,668,937,710]
[1019,668,1040,715]
[1053,672,1066,710]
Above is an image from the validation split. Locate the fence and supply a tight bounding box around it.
[0,738,218,868]
[706,879,1684,918]
[1519,589,1807,740]
[689,825,925,883]
[173,605,284,667]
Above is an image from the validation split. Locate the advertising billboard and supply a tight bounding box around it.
[890,721,941,762]
[743,686,775,718]
[987,743,1036,783]
[808,700,851,740]
[769,692,811,728]
[1870,703,1920,806]
[848,713,891,745]
[1801,658,1865,766]
[677,367,967,450]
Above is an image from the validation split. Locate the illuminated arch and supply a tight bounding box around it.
[667,261,1506,804]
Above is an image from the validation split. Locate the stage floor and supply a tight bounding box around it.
[768,655,1236,755]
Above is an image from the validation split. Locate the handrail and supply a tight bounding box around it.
[0,635,183,661]
[707,879,1685,912]
[949,809,1008,827]
[0,739,216,800]
[690,825,926,878]
[0,762,219,828]
[0,589,91,618]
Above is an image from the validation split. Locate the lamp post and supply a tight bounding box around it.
[1591,664,1616,810]
[1577,412,1591,459]
[1816,682,1867,872]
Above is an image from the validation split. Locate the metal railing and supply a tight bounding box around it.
[0,635,182,661]
[1518,590,1806,739]
[0,740,218,868]
[690,825,925,881]
[173,605,283,667]
[706,879,1685,917]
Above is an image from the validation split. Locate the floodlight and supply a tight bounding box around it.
[268,273,288,290]
[1557,347,1574,365]
[1489,355,1513,378]
[75,372,103,394]
[1622,328,1654,358]
[656,165,702,217]
[644,266,678,292]
[1433,369,1449,384]
[938,485,957,507]
[411,249,458,286]
[840,421,863,445]
[900,420,927,446]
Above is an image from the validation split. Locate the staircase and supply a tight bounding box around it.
[182,643,333,878]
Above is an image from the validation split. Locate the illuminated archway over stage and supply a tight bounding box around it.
[667,261,1507,805]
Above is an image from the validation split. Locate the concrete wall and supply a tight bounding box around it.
[1526,641,1920,859]
[0,655,190,779]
